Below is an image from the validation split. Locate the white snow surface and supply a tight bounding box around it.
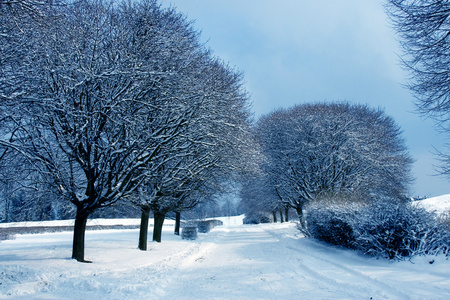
[1,215,449,299]
[417,194,450,215]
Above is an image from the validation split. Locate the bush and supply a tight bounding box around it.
[305,199,450,260]
[243,214,270,224]
[181,227,198,240]
[211,219,224,226]
[196,219,223,233]
[305,202,357,248]
[0,231,15,242]
[198,220,214,233]
[354,202,450,259]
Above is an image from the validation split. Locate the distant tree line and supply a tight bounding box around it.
[0,0,255,262]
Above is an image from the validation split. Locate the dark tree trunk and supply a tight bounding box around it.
[285,206,289,222]
[280,210,284,223]
[152,211,166,242]
[272,211,277,223]
[138,206,151,251]
[72,207,91,263]
[174,211,181,235]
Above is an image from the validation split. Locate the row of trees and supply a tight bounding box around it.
[239,103,413,229]
[4,0,447,262]
[0,0,255,262]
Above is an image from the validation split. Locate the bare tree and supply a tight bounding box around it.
[0,0,57,18]
[255,103,413,229]
[134,54,254,247]
[113,0,251,249]
[0,0,213,262]
[386,0,450,177]
[238,173,281,223]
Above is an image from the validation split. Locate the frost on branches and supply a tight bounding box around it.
[251,103,412,230]
[0,0,254,262]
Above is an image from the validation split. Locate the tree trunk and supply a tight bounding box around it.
[174,211,181,235]
[72,207,91,263]
[285,206,289,222]
[296,206,306,231]
[272,211,277,223]
[138,206,151,251]
[280,210,284,223]
[152,211,166,243]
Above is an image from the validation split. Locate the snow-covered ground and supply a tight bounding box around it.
[416,194,450,215]
[1,213,449,299]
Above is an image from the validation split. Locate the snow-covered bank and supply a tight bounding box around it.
[0,218,170,228]
[0,215,244,229]
[417,194,450,215]
[1,219,449,299]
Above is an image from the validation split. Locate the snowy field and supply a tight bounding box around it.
[1,198,450,299]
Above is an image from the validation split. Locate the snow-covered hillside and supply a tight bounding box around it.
[417,194,450,215]
[1,215,449,299]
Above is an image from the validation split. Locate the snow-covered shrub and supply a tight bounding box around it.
[305,198,450,260]
[243,214,270,224]
[181,227,198,240]
[198,221,214,233]
[353,202,450,260]
[197,220,222,233]
[305,200,361,248]
[212,219,224,227]
[0,230,15,242]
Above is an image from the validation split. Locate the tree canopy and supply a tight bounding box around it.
[0,0,253,261]
[251,102,412,228]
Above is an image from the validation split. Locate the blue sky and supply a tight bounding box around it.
[161,0,449,197]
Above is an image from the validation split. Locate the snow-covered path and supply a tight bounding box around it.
[160,224,449,299]
[1,221,449,299]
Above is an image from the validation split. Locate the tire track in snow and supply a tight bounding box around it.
[263,225,411,299]
[241,226,375,299]
[157,227,293,299]
[163,224,414,299]
[4,223,441,299]
[157,224,403,299]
